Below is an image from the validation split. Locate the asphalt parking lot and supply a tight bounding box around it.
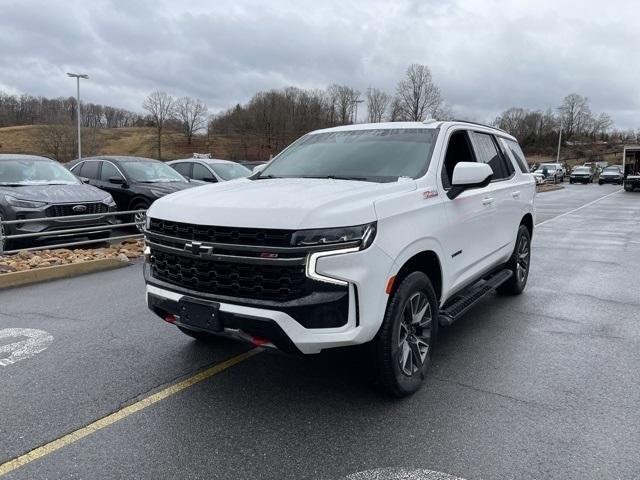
[1,183,638,479]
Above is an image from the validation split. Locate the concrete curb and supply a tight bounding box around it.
[537,184,565,193]
[0,258,129,290]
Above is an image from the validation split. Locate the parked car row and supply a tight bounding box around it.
[0,154,253,251]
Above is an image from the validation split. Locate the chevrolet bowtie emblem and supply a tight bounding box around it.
[185,241,204,255]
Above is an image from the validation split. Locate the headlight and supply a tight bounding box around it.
[102,196,117,207]
[4,196,47,208]
[291,222,377,250]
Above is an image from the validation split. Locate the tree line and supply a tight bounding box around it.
[494,94,639,156]
[0,92,143,128]
[208,64,449,159]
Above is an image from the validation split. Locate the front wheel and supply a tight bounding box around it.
[373,272,438,397]
[497,224,531,295]
[130,202,150,232]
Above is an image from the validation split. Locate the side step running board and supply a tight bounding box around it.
[438,269,513,326]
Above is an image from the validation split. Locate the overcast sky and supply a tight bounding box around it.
[1,0,638,129]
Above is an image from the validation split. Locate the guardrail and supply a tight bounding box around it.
[0,210,146,255]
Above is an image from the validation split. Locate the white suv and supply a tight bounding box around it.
[143,121,536,396]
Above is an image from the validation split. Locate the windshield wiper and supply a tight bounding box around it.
[298,175,372,182]
[254,174,281,180]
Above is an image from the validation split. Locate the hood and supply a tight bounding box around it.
[139,181,195,196]
[148,177,417,229]
[0,183,110,203]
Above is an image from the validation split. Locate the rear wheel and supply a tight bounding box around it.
[0,213,15,252]
[373,271,438,397]
[497,224,531,295]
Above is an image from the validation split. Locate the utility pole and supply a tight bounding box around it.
[66,73,89,159]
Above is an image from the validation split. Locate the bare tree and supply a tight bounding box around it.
[142,91,175,159]
[366,87,390,123]
[174,96,209,144]
[35,123,76,160]
[558,93,591,139]
[327,85,360,125]
[395,64,442,121]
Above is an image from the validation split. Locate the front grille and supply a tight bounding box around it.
[46,203,109,217]
[150,249,308,301]
[148,218,293,247]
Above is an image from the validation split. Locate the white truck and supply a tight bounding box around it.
[143,121,536,396]
[623,145,640,192]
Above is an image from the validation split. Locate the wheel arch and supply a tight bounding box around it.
[520,213,534,238]
[392,250,443,303]
[128,196,151,210]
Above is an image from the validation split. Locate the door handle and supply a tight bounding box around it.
[482,197,494,206]
[512,191,520,199]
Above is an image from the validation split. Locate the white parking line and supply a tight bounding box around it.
[536,189,623,227]
[345,468,466,480]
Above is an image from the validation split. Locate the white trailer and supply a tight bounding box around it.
[623,145,640,192]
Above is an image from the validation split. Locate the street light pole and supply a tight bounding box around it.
[66,73,88,160]
[556,117,563,164]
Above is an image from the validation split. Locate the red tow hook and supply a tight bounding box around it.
[164,314,177,324]
[250,336,270,346]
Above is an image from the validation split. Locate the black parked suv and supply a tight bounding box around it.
[68,156,197,227]
[0,154,116,251]
[569,166,594,184]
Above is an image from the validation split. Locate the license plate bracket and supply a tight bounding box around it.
[178,297,222,332]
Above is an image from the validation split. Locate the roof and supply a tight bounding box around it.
[169,158,238,165]
[0,153,53,161]
[80,155,159,163]
[310,121,515,139]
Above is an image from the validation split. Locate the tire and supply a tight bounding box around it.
[373,271,438,397]
[177,326,219,343]
[497,224,531,296]
[560,175,564,183]
[570,180,573,184]
[0,212,14,253]
[599,181,603,185]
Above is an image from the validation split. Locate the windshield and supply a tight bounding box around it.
[541,165,556,172]
[604,167,620,172]
[259,128,438,182]
[121,161,187,183]
[573,167,589,173]
[0,159,80,185]
[210,163,251,180]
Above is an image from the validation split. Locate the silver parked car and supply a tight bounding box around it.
[167,158,251,183]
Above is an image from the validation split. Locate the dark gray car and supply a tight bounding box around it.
[0,154,116,251]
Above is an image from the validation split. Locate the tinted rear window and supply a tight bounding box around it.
[504,139,529,174]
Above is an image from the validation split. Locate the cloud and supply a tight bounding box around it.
[1,0,638,128]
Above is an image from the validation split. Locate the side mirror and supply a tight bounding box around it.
[109,176,126,185]
[79,177,90,184]
[448,162,493,200]
[253,164,267,174]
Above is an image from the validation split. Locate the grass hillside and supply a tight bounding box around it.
[0,125,262,161]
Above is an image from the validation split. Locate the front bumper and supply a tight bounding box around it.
[570,176,590,183]
[144,243,395,354]
[599,176,622,184]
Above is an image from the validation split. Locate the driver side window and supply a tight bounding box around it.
[441,130,475,189]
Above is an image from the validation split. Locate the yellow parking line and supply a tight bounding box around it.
[0,348,261,477]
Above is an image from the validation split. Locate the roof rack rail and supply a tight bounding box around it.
[451,119,509,134]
